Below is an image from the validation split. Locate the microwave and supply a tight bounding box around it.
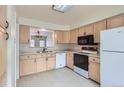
[78,35,95,45]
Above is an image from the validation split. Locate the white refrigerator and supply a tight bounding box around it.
[100,27,124,87]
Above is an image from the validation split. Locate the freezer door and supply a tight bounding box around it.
[100,51,124,86]
[100,27,124,52]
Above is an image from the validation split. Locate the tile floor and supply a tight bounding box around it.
[16,67,99,87]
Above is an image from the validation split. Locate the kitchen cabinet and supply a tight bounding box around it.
[36,58,46,72]
[66,52,74,70]
[19,25,30,43]
[54,31,63,44]
[94,20,106,43]
[78,26,85,36]
[55,31,70,44]
[78,24,94,36]
[107,14,124,29]
[84,24,94,35]
[20,53,56,76]
[46,57,55,70]
[89,56,100,83]
[62,31,70,43]
[0,27,7,86]
[70,28,78,44]
[0,5,6,29]
[20,59,36,76]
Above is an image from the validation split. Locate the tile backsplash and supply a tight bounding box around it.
[20,43,74,53]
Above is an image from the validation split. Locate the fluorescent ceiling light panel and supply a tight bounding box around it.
[52,5,73,13]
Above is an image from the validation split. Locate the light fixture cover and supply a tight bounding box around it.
[52,5,73,13]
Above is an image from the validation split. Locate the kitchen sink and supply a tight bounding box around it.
[36,51,53,53]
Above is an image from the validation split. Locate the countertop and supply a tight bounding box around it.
[20,50,99,58]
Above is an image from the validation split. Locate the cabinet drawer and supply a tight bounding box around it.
[47,53,55,57]
[47,57,55,61]
[20,55,36,60]
[36,54,46,58]
[36,58,46,62]
[89,57,99,63]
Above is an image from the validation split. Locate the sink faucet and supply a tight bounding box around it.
[42,47,47,52]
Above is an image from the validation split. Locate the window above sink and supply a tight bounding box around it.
[30,27,54,48]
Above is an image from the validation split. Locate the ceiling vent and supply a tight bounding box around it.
[52,5,73,13]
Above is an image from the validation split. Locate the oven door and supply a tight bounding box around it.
[74,53,88,71]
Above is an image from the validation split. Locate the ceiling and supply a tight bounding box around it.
[16,5,124,26]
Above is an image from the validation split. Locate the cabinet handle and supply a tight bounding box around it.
[5,21,9,29]
[6,32,9,40]
[46,57,48,61]
[35,59,36,62]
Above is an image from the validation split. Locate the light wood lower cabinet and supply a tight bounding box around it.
[46,57,55,70]
[66,52,74,70]
[89,57,100,83]
[36,58,46,73]
[20,59,36,76]
[20,54,56,76]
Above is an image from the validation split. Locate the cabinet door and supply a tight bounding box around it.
[89,61,100,83]
[85,24,94,35]
[70,29,78,44]
[20,59,36,76]
[0,5,6,29]
[36,58,46,72]
[78,26,85,36]
[54,31,63,44]
[0,32,2,79]
[107,14,124,29]
[19,25,29,43]
[94,20,106,43]
[0,29,7,85]
[66,52,74,70]
[46,57,55,71]
[62,31,70,43]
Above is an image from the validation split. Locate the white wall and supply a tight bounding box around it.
[18,17,70,31]
[6,5,16,87]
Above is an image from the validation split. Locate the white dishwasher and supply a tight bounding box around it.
[56,52,66,69]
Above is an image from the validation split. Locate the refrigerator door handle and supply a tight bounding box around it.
[102,50,124,53]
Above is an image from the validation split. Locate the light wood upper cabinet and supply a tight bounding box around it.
[78,24,94,36]
[0,5,6,29]
[107,14,124,29]
[66,52,74,70]
[62,31,70,43]
[54,31,63,44]
[70,28,78,44]
[78,26,85,36]
[84,24,94,35]
[94,20,106,43]
[19,25,30,43]
[89,57,100,83]
[55,31,70,44]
